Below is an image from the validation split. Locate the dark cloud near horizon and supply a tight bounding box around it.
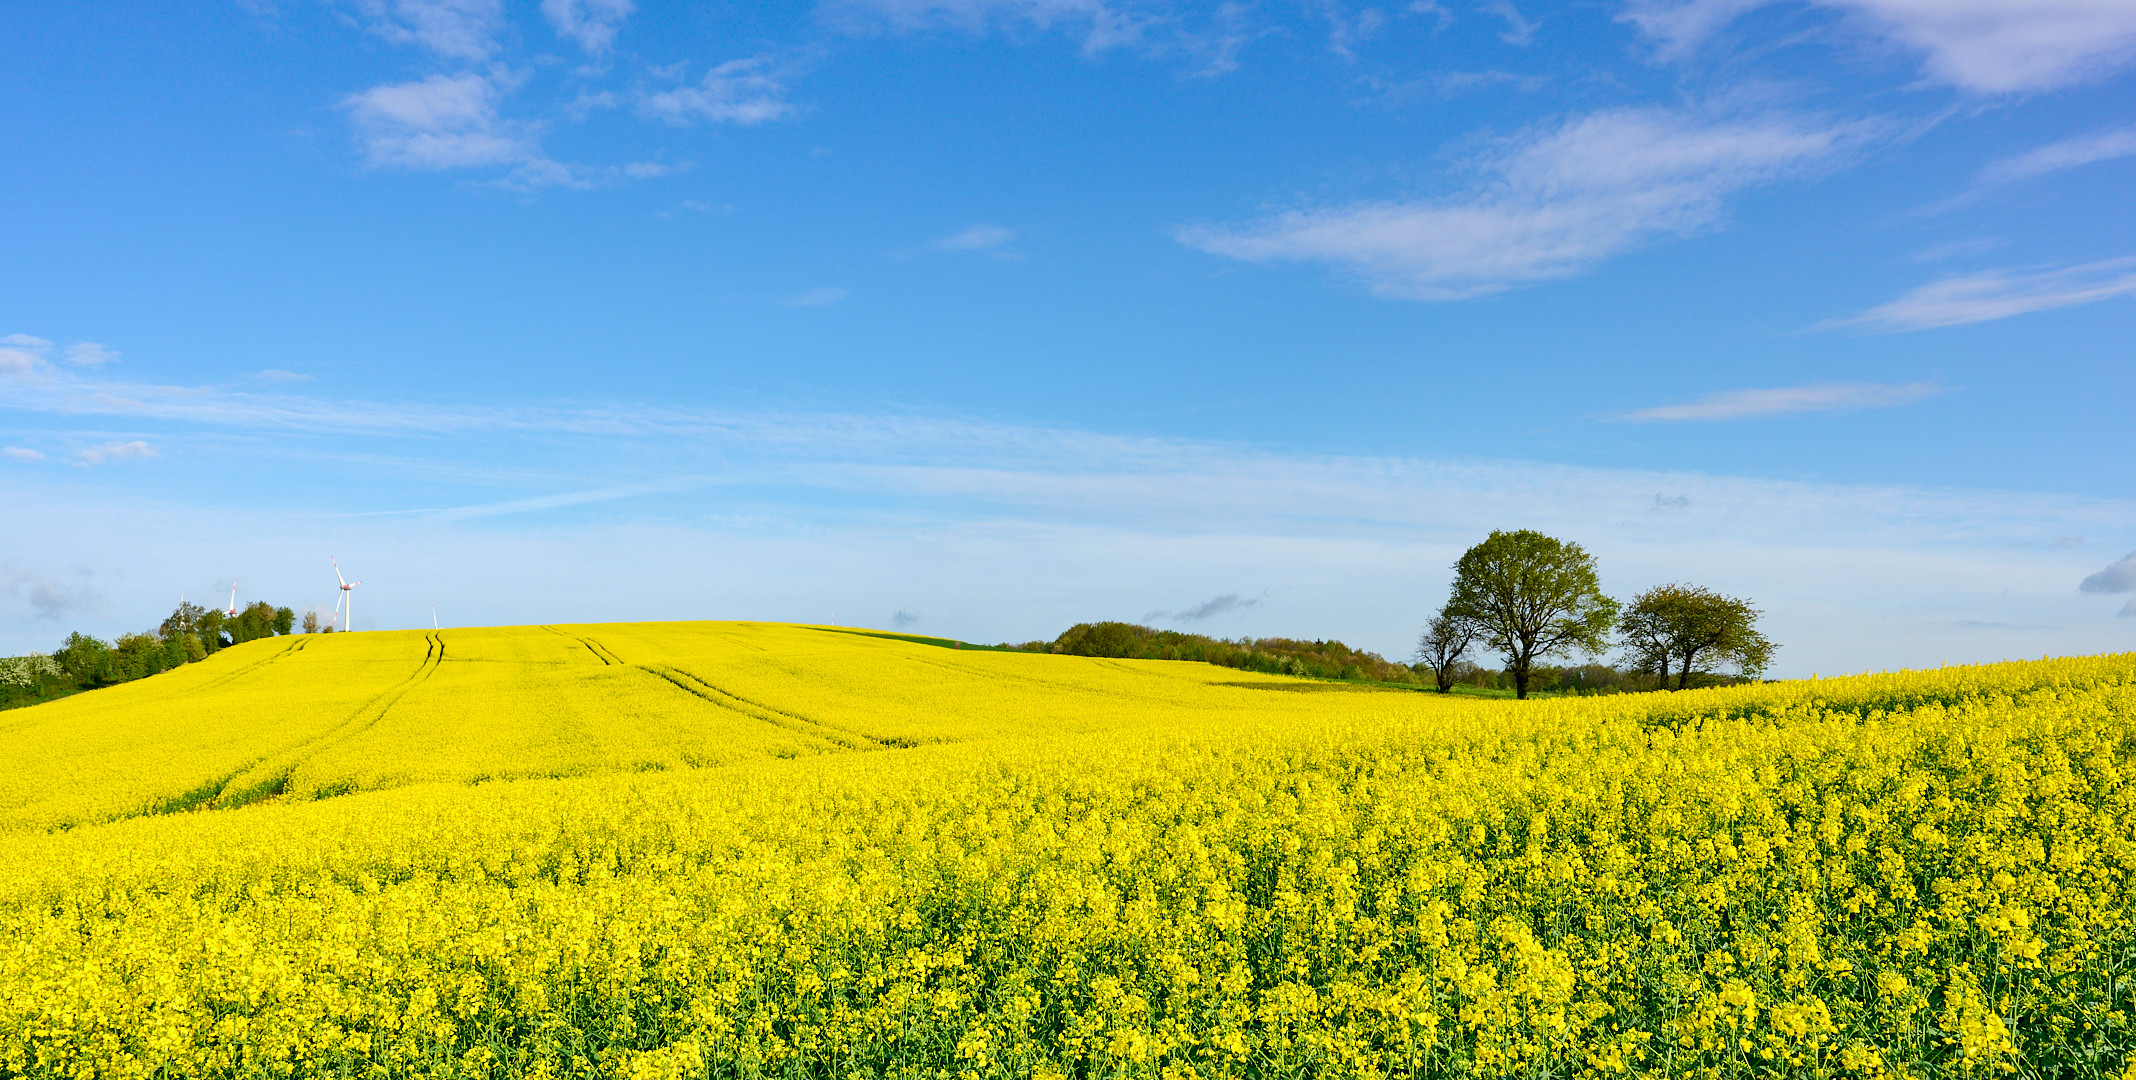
[2080,551,2136,595]
[2,567,102,623]
[891,609,919,628]
[1147,593,1261,623]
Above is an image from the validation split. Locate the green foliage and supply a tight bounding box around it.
[1444,529,1620,699]
[227,601,285,646]
[1036,622,1423,684]
[1619,582,1777,689]
[6,593,302,711]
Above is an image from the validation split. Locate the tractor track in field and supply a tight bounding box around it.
[189,632,448,812]
[562,630,897,752]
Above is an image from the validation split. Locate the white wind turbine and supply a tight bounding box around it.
[224,581,240,618]
[332,559,362,631]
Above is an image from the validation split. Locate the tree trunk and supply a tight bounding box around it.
[1676,645,1699,690]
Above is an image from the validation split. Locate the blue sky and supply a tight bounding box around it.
[3,0,2133,672]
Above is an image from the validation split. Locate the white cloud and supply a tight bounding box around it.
[1481,0,1537,44]
[1176,107,1869,299]
[640,56,798,126]
[344,73,536,171]
[823,0,1148,52]
[76,441,161,466]
[542,0,633,53]
[2,447,44,462]
[1,334,53,375]
[255,369,312,382]
[6,406,2133,671]
[1616,381,1941,421]
[1977,126,2136,187]
[786,287,850,307]
[359,0,505,60]
[2,356,2133,669]
[1824,257,2136,331]
[1623,0,2136,93]
[63,342,119,367]
[2082,551,2136,594]
[934,224,1016,251]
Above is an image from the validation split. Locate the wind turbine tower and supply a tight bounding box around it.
[224,582,239,618]
[333,559,362,631]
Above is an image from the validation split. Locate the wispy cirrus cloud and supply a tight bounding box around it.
[76,440,161,466]
[344,73,538,171]
[1822,257,2136,332]
[1616,382,1941,421]
[821,0,1149,52]
[0,335,122,374]
[1480,0,1537,44]
[358,0,506,61]
[640,56,800,126]
[1978,126,2136,188]
[2,447,44,462]
[4,351,2131,668]
[1623,0,2136,93]
[64,342,120,367]
[0,336,52,374]
[1176,106,1873,300]
[542,0,633,53]
[819,0,1254,73]
[934,224,1016,252]
[785,287,850,308]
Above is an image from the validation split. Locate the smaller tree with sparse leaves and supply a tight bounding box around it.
[1415,609,1477,693]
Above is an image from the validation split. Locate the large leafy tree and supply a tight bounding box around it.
[1618,583,1775,689]
[1415,609,1477,693]
[1444,530,1619,699]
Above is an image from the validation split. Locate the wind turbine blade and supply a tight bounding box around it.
[333,559,347,588]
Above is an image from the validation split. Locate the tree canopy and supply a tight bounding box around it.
[1618,583,1775,689]
[1444,530,1619,699]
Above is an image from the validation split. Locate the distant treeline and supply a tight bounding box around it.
[998,621,1742,695]
[0,599,297,710]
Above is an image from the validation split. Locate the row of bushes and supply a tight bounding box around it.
[0,599,298,710]
[1005,622,1750,695]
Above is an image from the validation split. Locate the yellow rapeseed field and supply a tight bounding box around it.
[1,622,2132,1079]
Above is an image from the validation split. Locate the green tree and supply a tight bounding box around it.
[1415,609,1477,693]
[52,632,113,687]
[228,601,281,645]
[302,609,320,634]
[1444,530,1619,699]
[1617,583,1775,689]
[272,606,295,636]
[196,609,226,653]
[112,632,168,681]
[160,601,209,641]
